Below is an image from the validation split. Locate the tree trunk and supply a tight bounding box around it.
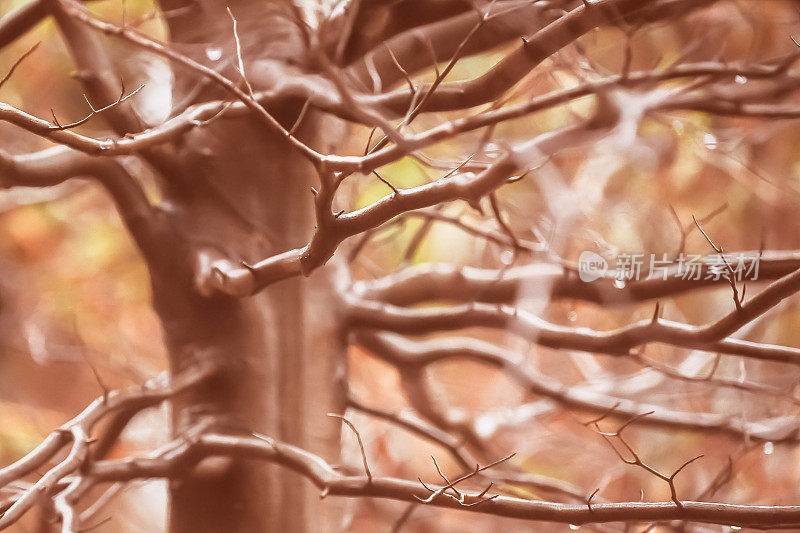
[145,1,346,531]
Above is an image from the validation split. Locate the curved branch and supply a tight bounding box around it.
[203,114,613,296]
[0,60,788,171]
[345,0,555,93]
[0,146,168,262]
[0,0,55,49]
[361,0,718,115]
[53,0,326,165]
[324,0,488,66]
[345,263,800,367]
[0,361,217,530]
[354,331,800,441]
[355,252,800,306]
[48,0,143,134]
[85,432,800,528]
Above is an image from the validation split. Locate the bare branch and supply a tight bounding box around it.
[0,0,55,49]
[0,41,39,91]
[354,331,800,441]
[82,432,800,529]
[362,0,718,115]
[355,251,800,306]
[328,413,372,482]
[53,0,326,165]
[0,146,167,263]
[345,264,800,369]
[0,361,217,529]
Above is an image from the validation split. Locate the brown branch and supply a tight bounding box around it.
[0,146,167,263]
[0,81,344,157]
[0,60,788,169]
[201,111,616,296]
[628,350,800,406]
[328,413,372,482]
[348,394,577,502]
[53,0,325,165]
[0,426,91,530]
[354,331,800,441]
[83,432,800,528]
[49,84,145,131]
[692,215,743,310]
[346,0,557,93]
[362,0,718,115]
[345,263,800,369]
[587,413,703,507]
[323,0,494,66]
[0,41,39,91]
[355,251,800,306]
[48,0,143,135]
[0,0,78,49]
[0,360,217,530]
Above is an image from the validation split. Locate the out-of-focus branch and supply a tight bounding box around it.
[0,146,169,262]
[355,252,800,306]
[48,0,143,134]
[0,360,217,530]
[345,263,800,366]
[347,395,468,469]
[396,209,547,258]
[348,395,580,503]
[53,0,328,165]
[45,0,208,198]
[394,360,488,454]
[323,0,506,66]
[0,0,80,49]
[627,350,800,405]
[354,331,800,441]
[361,0,717,114]
[345,0,556,93]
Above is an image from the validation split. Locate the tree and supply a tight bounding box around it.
[2,0,800,531]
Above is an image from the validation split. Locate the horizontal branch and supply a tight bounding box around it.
[1,58,791,175]
[0,360,216,530]
[0,0,62,49]
[628,351,800,405]
[0,145,171,263]
[199,57,800,296]
[84,432,800,528]
[354,331,800,441]
[355,252,800,306]
[345,263,800,367]
[325,0,504,66]
[347,395,587,502]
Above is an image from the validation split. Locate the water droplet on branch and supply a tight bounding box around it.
[205,46,223,61]
[703,133,718,150]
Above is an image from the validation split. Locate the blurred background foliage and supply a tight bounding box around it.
[2,0,800,530]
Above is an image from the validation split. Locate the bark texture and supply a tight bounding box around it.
[148,1,346,531]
